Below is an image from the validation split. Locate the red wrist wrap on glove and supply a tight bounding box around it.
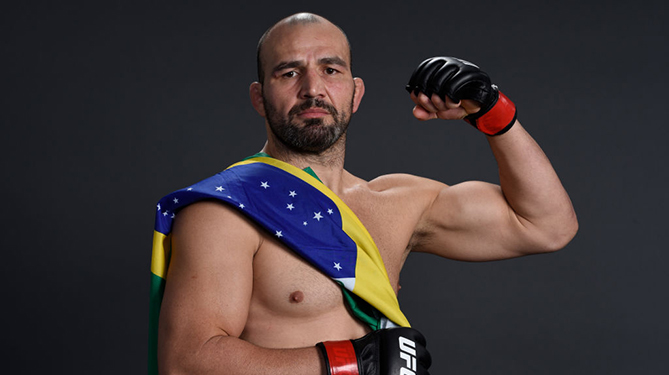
[465,91,517,136]
[318,341,360,375]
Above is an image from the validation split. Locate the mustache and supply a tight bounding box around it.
[288,98,338,117]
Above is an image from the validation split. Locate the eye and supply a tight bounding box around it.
[282,71,297,78]
[325,67,338,75]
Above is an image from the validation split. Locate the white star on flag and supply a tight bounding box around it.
[313,212,323,221]
[163,211,169,217]
[173,198,179,204]
[187,188,193,191]
[275,230,283,238]
[334,262,342,271]
[289,191,297,197]
[216,186,224,192]
[260,181,270,189]
[286,203,295,211]
[157,204,161,211]
[327,208,333,215]
[171,213,175,219]
[303,221,308,226]
[239,203,245,209]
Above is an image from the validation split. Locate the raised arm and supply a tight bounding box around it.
[157,201,324,374]
[406,57,578,261]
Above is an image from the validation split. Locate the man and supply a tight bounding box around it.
[150,12,578,375]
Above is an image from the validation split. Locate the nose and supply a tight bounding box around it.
[299,69,325,99]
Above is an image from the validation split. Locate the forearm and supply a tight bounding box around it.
[487,120,578,249]
[160,335,325,375]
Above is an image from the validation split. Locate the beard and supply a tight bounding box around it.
[263,95,353,154]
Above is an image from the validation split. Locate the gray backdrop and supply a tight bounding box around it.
[2,0,667,373]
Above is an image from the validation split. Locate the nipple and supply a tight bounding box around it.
[289,291,305,304]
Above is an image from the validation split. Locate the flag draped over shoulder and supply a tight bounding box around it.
[149,155,410,374]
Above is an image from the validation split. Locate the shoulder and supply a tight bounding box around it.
[175,199,246,226]
[367,173,447,196]
[344,172,449,222]
[172,200,263,257]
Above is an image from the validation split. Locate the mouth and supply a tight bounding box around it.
[297,108,331,118]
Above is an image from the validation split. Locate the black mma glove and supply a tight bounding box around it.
[317,327,432,375]
[406,56,517,136]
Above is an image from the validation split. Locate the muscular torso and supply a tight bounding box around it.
[239,172,438,348]
[239,234,370,347]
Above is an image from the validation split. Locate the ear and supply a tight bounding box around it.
[352,77,365,113]
[249,82,266,117]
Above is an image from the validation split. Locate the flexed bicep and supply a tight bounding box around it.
[412,180,539,261]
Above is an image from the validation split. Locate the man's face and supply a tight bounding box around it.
[257,22,361,153]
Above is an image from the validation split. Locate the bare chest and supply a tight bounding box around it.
[241,235,369,347]
[240,189,417,347]
[251,236,344,315]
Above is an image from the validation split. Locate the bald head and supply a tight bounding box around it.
[256,13,352,84]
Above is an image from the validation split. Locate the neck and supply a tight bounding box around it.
[261,134,348,193]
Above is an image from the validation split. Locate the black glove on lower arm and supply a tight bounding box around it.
[317,327,432,375]
[406,56,517,136]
